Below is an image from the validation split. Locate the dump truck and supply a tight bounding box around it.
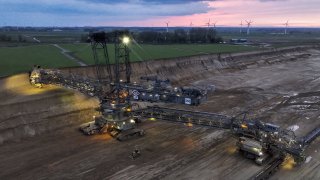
[237,137,270,165]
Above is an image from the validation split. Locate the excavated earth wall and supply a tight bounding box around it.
[60,45,317,85]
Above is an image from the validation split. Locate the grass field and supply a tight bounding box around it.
[1,28,319,77]
[60,43,260,65]
[0,43,261,76]
[0,45,77,77]
[1,31,84,43]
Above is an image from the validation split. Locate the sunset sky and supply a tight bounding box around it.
[1,0,319,27]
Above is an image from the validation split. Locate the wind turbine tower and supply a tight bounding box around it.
[284,20,289,35]
[165,22,169,33]
[240,21,243,34]
[246,20,253,35]
[213,21,218,29]
[205,19,211,28]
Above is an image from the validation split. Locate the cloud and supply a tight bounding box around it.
[81,0,212,4]
[258,0,288,2]
[1,0,319,27]
[0,0,215,26]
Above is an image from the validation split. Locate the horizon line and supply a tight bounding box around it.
[1,26,320,29]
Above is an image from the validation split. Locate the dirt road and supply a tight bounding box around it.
[52,44,87,66]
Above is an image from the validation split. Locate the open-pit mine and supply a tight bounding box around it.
[1,45,320,180]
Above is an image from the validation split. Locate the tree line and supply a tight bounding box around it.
[82,28,223,44]
[135,28,223,44]
[0,34,27,42]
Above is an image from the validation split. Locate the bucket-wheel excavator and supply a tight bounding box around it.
[29,31,209,140]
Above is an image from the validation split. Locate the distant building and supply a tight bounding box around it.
[230,38,248,44]
[53,29,63,32]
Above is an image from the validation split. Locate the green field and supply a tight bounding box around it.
[0,31,85,44]
[60,43,260,65]
[1,28,319,77]
[0,43,261,77]
[0,45,77,77]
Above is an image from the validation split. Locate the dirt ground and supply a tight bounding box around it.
[0,46,319,180]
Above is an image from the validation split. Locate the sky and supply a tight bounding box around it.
[0,0,320,27]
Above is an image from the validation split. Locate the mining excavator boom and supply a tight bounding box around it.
[133,106,319,166]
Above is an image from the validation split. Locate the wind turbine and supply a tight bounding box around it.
[190,21,194,27]
[205,19,211,28]
[283,20,289,35]
[165,22,169,32]
[212,21,218,29]
[240,21,243,34]
[204,19,217,29]
[246,20,253,35]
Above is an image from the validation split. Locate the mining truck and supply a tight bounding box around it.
[237,137,270,165]
[79,115,145,140]
[79,116,109,135]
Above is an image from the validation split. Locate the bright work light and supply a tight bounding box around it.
[122,36,130,44]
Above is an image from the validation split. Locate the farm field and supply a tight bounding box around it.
[0,43,260,77]
[0,45,77,77]
[1,28,319,77]
[0,30,85,44]
[60,43,261,65]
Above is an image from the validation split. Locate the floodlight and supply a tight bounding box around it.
[122,36,130,44]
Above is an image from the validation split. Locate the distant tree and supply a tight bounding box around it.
[173,29,187,43]
[127,28,222,44]
[138,31,159,43]
[80,34,89,42]
[0,34,12,42]
[206,28,216,43]
[155,32,166,43]
[188,28,223,43]
[18,34,25,42]
[189,28,207,43]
